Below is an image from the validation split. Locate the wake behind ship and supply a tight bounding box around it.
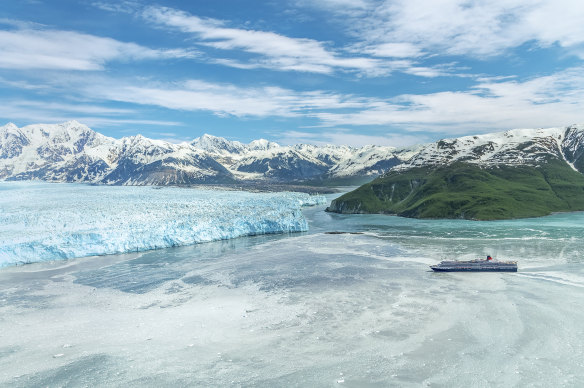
[430,256,517,272]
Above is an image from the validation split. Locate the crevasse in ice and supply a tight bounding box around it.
[0,182,326,267]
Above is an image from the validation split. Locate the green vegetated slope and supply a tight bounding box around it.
[326,159,584,220]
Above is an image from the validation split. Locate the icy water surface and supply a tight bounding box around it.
[1,190,583,386]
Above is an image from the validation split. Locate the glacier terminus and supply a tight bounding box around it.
[0,182,325,267]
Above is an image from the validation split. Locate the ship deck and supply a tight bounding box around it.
[430,260,517,272]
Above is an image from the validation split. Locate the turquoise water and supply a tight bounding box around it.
[0,188,583,386]
[318,208,584,265]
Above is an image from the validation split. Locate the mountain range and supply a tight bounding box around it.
[0,121,417,185]
[327,125,584,220]
[3,121,584,219]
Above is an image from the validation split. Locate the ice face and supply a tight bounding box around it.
[0,182,326,267]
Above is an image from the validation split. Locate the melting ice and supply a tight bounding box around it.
[0,182,325,267]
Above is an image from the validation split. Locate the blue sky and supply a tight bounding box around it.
[1,0,584,146]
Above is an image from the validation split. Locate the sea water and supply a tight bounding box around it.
[0,184,583,386]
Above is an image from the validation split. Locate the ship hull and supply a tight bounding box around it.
[430,266,517,272]
[430,259,517,272]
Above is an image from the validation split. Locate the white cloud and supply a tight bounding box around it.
[292,0,372,18]
[5,66,584,140]
[0,27,196,71]
[71,77,370,118]
[0,99,181,128]
[313,67,584,133]
[361,42,423,58]
[141,6,387,75]
[91,1,139,14]
[5,100,135,115]
[0,76,52,90]
[76,118,182,128]
[402,66,448,78]
[82,68,584,138]
[295,0,371,10]
[321,0,584,59]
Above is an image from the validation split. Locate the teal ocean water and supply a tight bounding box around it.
[0,186,583,386]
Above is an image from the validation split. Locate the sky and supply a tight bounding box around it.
[1,0,584,147]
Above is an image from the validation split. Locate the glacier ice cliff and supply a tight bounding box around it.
[0,182,326,267]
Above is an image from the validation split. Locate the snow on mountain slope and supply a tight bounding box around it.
[327,144,420,177]
[0,121,114,179]
[249,138,279,151]
[1,122,237,184]
[395,125,584,172]
[192,137,353,180]
[561,125,584,172]
[97,136,236,185]
[191,134,246,155]
[233,147,331,180]
[211,141,411,181]
[12,122,579,185]
[1,121,411,184]
[0,123,28,160]
[292,143,353,166]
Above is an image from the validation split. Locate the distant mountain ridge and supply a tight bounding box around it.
[393,125,584,172]
[327,124,584,220]
[0,121,415,185]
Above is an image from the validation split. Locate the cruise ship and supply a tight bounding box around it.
[430,256,517,272]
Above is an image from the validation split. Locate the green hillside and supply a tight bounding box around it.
[326,159,584,220]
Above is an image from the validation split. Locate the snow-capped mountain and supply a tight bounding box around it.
[0,121,408,185]
[327,144,420,178]
[0,122,235,184]
[393,125,584,173]
[191,134,246,155]
[328,124,584,220]
[5,121,581,187]
[0,121,113,181]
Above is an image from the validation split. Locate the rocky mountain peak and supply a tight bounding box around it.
[191,133,245,154]
[6,121,580,186]
[0,123,19,133]
[394,125,584,172]
[248,138,279,151]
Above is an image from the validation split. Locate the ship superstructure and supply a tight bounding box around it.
[430,258,517,272]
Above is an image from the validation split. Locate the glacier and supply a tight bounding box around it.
[0,182,326,267]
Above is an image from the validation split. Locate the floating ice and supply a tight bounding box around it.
[0,182,326,267]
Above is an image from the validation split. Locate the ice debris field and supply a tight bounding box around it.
[0,182,325,267]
